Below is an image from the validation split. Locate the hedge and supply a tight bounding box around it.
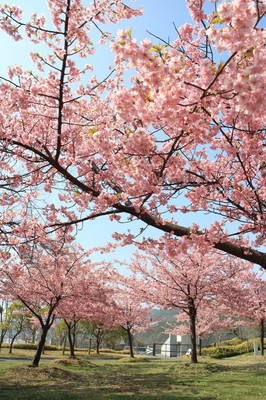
[201,338,264,359]
[1,343,130,354]
[1,343,60,351]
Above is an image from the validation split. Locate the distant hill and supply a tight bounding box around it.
[134,308,179,346]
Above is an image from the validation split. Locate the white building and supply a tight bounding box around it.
[160,334,199,358]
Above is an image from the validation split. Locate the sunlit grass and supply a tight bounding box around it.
[0,346,128,360]
[0,353,265,399]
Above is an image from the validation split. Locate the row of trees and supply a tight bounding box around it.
[0,300,128,356]
[0,0,264,267]
[1,235,265,365]
[0,236,153,366]
[121,238,266,363]
[0,0,265,366]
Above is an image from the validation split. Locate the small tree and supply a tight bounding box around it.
[63,318,80,358]
[51,319,68,352]
[105,278,154,358]
[6,301,31,354]
[0,300,9,353]
[87,322,105,355]
[56,261,113,359]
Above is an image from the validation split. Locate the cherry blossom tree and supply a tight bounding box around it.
[57,266,113,358]
[82,321,127,355]
[0,239,91,367]
[109,286,153,358]
[85,322,107,355]
[244,272,266,356]
[126,237,249,363]
[0,1,264,269]
[222,269,266,356]
[175,303,242,355]
[63,318,79,357]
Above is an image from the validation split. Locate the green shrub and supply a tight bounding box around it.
[97,348,130,354]
[218,337,243,346]
[202,346,239,358]
[13,343,38,350]
[2,343,60,351]
[202,338,264,359]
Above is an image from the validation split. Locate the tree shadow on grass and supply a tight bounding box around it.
[207,362,266,376]
[0,363,219,400]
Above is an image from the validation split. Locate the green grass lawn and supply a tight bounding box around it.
[0,353,265,399]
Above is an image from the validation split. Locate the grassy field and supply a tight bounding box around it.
[0,351,265,399]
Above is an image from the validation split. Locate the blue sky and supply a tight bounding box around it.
[0,1,193,75]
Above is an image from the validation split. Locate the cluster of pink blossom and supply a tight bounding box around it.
[1,1,265,367]
[0,0,265,269]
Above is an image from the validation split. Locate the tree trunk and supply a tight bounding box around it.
[62,336,67,355]
[88,338,92,355]
[64,320,76,358]
[31,328,37,344]
[31,325,49,367]
[9,331,22,354]
[67,325,76,358]
[96,337,100,355]
[0,331,7,354]
[260,319,264,356]
[189,305,198,363]
[72,320,77,349]
[127,328,134,358]
[0,306,3,354]
[198,337,202,356]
